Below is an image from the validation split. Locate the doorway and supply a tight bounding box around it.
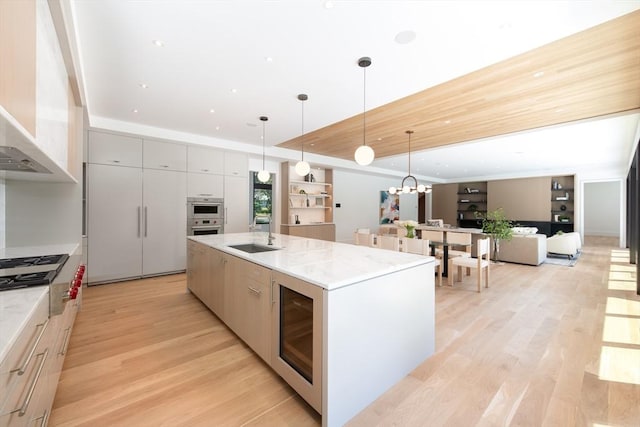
[583,180,622,244]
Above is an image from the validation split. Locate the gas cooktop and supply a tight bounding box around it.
[0,253,69,291]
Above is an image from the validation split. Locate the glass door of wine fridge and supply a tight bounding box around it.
[271,270,323,413]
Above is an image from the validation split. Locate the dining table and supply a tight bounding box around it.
[416,225,485,277]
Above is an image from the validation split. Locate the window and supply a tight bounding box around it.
[252,172,273,224]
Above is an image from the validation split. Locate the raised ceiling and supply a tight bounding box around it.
[277,10,640,160]
[66,1,640,181]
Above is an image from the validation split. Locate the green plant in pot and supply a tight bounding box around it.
[475,208,513,262]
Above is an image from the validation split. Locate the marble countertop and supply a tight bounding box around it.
[189,232,433,291]
[0,243,80,363]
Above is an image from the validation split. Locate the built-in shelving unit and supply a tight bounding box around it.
[280,162,335,241]
[456,181,488,224]
[550,175,574,234]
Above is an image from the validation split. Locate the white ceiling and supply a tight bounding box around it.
[66,0,640,182]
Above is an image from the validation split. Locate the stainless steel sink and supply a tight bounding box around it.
[227,243,280,253]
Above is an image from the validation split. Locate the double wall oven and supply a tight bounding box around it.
[187,197,224,236]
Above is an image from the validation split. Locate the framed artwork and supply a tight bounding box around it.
[380,191,399,224]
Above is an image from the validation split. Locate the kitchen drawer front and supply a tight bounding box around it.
[87,130,142,167]
[0,298,52,424]
[0,294,49,410]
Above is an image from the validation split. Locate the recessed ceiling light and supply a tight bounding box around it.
[533,71,545,78]
[215,126,220,130]
[377,137,383,141]
[324,1,334,9]
[209,109,215,113]
[444,120,451,124]
[265,56,273,62]
[139,83,148,89]
[394,30,416,45]
[132,109,139,113]
[231,88,237,94]
[555,108,565,113]
[152,39,164,47]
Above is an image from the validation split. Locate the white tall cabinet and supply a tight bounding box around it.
[87,131,187,284]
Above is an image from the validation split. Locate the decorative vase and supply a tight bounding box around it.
[405,226,415,239]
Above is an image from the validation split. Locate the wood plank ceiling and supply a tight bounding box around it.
[277,10,640,160]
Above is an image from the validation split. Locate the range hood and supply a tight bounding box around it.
[0,106,75,183]
[0,146,51,174]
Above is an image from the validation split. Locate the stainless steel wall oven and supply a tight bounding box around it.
[187,197,224,235]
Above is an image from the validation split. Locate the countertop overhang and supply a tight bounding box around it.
[189,232,434,291]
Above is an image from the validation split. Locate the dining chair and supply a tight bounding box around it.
[354,231,374,247]
[378,235,400,251]
[401,238,442,287]
[450,237,490,292]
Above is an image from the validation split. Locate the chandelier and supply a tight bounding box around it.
[388,130,432,195]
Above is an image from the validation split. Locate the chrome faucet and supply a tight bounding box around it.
[267,215,275,245]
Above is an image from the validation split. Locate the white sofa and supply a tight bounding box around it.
[547,232,581,258]
[497,234,547,266]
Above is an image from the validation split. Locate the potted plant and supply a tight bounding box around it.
[475,208,513,261]
[395,219,419,238]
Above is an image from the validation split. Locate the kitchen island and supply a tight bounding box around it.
[187,232,435,427]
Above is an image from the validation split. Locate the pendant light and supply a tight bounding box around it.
[257,116,270,183]
[354,56,375,166]
[294,93,311,176]
[389,130,431,195]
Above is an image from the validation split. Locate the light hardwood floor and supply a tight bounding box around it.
[50,237,639,426]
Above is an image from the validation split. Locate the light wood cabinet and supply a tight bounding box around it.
[207,248,226,318]
[280,162,334,241]
[0,292,52,426]
[224,256,271,363]
[0,0,36,137]
[281,224,336,241]
[187,247,271,363]
[187,240,211,305]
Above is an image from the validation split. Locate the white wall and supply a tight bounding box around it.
[333,170,418,243]
[583,181,621,237]
[5,181,83,247]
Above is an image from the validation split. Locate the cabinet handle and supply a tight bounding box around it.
[271,279,275,305]
[111,160,120,163]
[137,206,141,237]
[160,164,169,168]
[12,319,49,375]
[198,193,213,196]
[33,410,49,427]
[144,206,148,237]
[59,327,72,356]
[12,349,48,417]
[248,286,262,296]
[201,169,209,172]
[225,208,228,225]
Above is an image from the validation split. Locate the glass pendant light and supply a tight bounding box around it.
[295,93,311,176]
[389,130,432,194]
[257,116,270,183]
[354,56,375,166]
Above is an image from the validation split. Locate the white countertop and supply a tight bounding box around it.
[0,243,80,363]
[189,232,433,291]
